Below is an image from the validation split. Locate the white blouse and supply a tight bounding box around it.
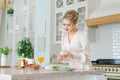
[60,29,92,70]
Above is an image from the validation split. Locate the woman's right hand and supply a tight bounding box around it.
[64,52,74,59]
[57,54,63,63]
[57,51,74,63]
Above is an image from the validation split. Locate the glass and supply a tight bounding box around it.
[56,0,63,8]
[55,12,63,43]
[37,54,45,66]
[77,0,85,3]
[66,0,73,5]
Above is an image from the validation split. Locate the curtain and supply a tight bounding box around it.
[0,9,2,27]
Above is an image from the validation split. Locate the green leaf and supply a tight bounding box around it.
[0,47,10,55]
[7,8,14,14]
[0,48,3,53]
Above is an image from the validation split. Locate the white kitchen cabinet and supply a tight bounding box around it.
[54,0,88,43]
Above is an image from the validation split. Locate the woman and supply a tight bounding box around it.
[57,9,92,70]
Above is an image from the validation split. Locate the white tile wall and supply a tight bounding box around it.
[112,24,120,59]
[90,22,120,60]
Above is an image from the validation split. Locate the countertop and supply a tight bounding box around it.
[0,67,105,75]
[0,67,106,80]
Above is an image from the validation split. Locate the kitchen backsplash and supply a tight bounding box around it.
[90,22,120,60]
[112,23,120,59]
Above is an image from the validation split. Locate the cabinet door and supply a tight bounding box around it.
[77,6,87,31]
[77,0,86,3]
[65,0,75,8]
[54,11,63,43]
[56,0,64,9]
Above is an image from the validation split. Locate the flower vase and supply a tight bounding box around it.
[1,54,8,66]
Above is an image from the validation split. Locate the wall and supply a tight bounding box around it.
[0,11,5,47]
[89,0,120,60]
[0,10,2,26]
[91,22,120,60]
[89,0,120,18]
[50,0,61,56]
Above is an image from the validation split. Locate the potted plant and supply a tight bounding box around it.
[0,47,10,66]
[7,8,14,16]
[16,37,34,59]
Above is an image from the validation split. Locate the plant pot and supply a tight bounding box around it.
[1,54,8,66]
[27,58,34,64]
[8,14,13,17]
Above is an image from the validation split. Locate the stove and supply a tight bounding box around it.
[92,59,120,80]
[92,59,120,73]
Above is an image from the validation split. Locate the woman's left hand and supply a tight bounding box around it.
[68,53,74,58]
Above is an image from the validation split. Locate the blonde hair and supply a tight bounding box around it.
[63,9,79,25]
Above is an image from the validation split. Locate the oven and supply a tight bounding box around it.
[92,59,120,80]
[93,65,120,80]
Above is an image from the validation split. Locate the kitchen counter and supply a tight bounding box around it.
[0,67,106,80]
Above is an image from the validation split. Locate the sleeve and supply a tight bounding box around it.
[81,28,93,69]
[80,28,90,56]
[73,28,90,63]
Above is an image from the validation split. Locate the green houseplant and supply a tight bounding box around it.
[0,47,10,56]
[16,37,34,59]
[0,47,10,66]
[7,8,14,15]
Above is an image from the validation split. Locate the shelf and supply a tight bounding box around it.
[85,14,120,27]
[0,66,10,68]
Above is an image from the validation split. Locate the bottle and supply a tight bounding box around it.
[21,53,25,68]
